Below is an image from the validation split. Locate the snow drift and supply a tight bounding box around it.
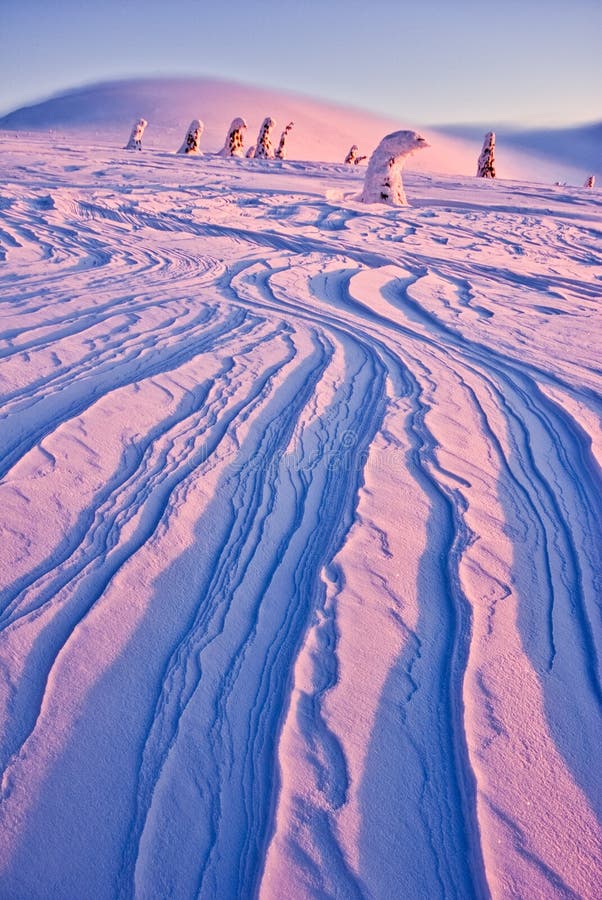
[0,103,601,899]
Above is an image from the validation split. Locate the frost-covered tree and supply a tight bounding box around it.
[344,145,367,165]
[217,118,247,157]
[584,175,595,188]
[255,117,276,159]
[477,131,496,178]
[177,119,204,155]
[360,130,428,206]
[275,122,294,160]
[125,118,147,151]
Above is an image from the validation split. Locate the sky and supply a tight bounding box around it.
[1,0,600,126]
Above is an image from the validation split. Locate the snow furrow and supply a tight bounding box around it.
[0,138,600,899]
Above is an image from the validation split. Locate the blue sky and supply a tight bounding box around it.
[1,0,600,125]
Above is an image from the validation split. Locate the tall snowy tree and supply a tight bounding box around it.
[344,145,367,165]
[217,118,247,157]
[477,131,496,178]
[275,122,294,160]
[584,175,595,188]
[125,118,147,151]
[255,117,276,159]
[360,130,428,206]
[177,120,204,155]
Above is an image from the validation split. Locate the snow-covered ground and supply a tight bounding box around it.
[0,114,601,900]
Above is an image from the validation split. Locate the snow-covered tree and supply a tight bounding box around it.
[177,119,204,155]
[125,118,147,151]
[246,146,256,158]
[217,118,247,157]
[344,145,367,165]
[584,175,595,188]
[255,117,276,159]
[275,122,294,160]
[360,130,429,206]
[477,131,496,178]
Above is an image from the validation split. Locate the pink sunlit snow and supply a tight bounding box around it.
[0,78,601,899]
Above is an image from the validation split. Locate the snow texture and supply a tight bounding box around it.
[360,129,429,205]
[177,119,204,155]
[125,117,147,150]
[477,131,496,178]
[254,117,276,159]
[275,121,294,160]
[217,117,247,157]
[0,111,601,900]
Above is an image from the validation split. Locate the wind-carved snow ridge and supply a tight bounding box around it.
[0,135,600,900]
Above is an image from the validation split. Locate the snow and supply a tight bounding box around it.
[360,130,429,205]
[275,121,294,161]
[125,117,147,151]
[0,91,601,900]
[1,76,597,183]
[438,121,602,179]
[344,145,366,165]
[177,119,204,155]
[477,131,496,178]
[255,117,276,160]
[217,116,247,158]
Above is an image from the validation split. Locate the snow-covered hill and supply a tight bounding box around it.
[0,76,595,184]
[0,127,601,898]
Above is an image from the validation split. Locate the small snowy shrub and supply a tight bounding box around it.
[246,146,256,158]
[177,120,204,155]
[275,122,294,160]
[255,117,276,159]
[125,118,148,151]
[218,118,247,157]
[477,132,496,178]
[345,145,367,165]
[584,175,595,188]
[360,130,428,206]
